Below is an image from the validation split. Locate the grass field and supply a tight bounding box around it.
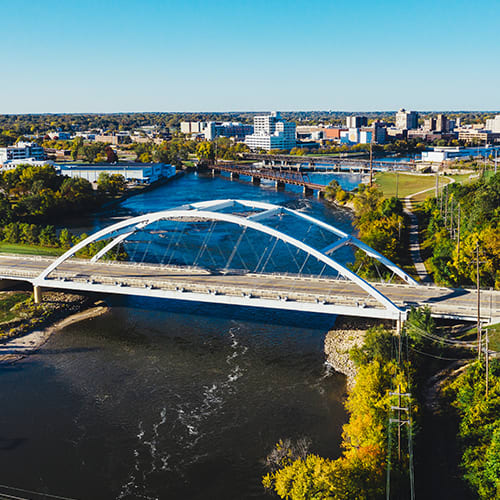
[0,292,31,323]
[374,172,477,201]
[374,173,442,199]
[0,243,63,257]
[410,174,477,202]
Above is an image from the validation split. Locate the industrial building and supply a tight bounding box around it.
[57,163,175,184]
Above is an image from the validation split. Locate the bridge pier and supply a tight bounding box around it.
[316,190,324,199]
[230,172,239,180]
[303,186,314,196]
[33,285,43,304]
[252,176,261,185]
[275,180,285,191]
[211,168,220,176]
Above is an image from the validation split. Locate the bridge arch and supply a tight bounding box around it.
[34,199,416,317]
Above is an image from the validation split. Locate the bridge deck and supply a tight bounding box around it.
[214,165,326,191]
[1,255,498,322]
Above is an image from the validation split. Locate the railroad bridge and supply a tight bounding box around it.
[1,199,498,324]
[209,165,326,196]
[239,153,416,172]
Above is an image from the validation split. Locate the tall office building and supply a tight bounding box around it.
[396,108,419,130]
[424,114,448,133]
[244,112,296,150]
[346,116,368,128]
[435,114,449,133]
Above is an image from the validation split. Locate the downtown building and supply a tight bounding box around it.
[345,115,368,128]
[204,122,253,141]
[395,108,419,130]
[244,112,296,151]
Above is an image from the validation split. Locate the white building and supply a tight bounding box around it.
[0,158,54,171]
[244,112,296,151]
[486,115,500,132]
[180,122,208,135]
[346,116,367,128]
[0,141,45,164]
[396,109,418,130]
[57,163,175,184]
[421,146,500,163]
[204,122,253,141]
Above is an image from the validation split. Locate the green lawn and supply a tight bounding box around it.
[0,243,63,257]
[374,172,442,199]
[410,174,477,203]
[0,292,31,323]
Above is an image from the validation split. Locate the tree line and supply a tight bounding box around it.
[419,172,500,289]
[0,222,127,260]
[0,164,126,224]
[325,181,409,280]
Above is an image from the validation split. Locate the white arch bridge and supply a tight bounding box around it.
[1,199,499,323]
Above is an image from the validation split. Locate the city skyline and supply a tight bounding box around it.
[1,0,499,113]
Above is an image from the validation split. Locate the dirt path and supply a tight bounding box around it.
[403,178,455,283]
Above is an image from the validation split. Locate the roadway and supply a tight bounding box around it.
[1,254,498,322]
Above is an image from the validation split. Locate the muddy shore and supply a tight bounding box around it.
[0,291,109,364]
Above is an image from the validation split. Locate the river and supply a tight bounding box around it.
[0,171,361,500]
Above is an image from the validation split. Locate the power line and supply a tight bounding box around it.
[408,344,473,361]
[0,484,78,500]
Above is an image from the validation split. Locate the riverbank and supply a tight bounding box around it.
[324,316,392,390]
[100,171,185,209]
[0,291,109,364]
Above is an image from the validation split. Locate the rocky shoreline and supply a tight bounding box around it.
[324,316,392,390]
[0,291,109,364]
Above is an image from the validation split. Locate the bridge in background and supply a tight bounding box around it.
[210,165,326,196]
[1,199,498,324]
[239,153,416,172]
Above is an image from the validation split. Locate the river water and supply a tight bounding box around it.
[0,172,361,500]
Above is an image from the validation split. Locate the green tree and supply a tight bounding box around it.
[196,141,215,161]
[19,223,40,245]
[97,172,126,196]
[59,177,94,210]
[59,228,73,249]
[3,222,20,243]
[39,225,57,247]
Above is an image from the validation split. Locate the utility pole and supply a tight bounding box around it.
[369,141,373,187]
[387,389,414,500]
[444,185,449,228]
[440,182,444,216]
[477,240,482,360]
[450,198,454,238]
[435,172,439,198]
[486,329,489,398]
[457,205,461,258]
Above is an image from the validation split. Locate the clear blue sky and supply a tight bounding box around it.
[2,0,499,113]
